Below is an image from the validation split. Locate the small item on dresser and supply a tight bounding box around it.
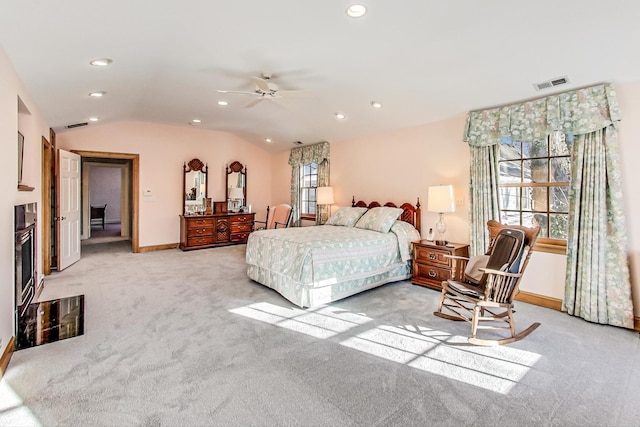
[427,228,434,241]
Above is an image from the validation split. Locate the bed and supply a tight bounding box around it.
[245,199,421,307]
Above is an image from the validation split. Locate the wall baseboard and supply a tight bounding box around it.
[516,291,640,332]
[515,291,563,311]
[0,336,15,380]
[137,243,179,253]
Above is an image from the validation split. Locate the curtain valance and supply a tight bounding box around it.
[288,141,330,165]
[463,83,621,147]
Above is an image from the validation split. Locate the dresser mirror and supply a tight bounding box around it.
[183,158,208,215]
[226,161,247,212]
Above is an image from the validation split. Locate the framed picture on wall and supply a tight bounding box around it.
[18,131,24,184]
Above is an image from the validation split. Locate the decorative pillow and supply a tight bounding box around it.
[354,206,404,233]
[390,220,421,262]
[325,207,368,227]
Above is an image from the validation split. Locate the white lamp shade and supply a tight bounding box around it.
[228,187,244,199]
[316,186,334,205]
[427,185,455,213]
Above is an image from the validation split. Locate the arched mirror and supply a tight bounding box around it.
[226,161,247,212]
[183,158,208,215]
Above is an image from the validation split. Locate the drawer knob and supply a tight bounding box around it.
[428,270,437,278]
[428,253,436,260]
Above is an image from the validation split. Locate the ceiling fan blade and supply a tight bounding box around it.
[244,98,264,109]
[270,97,294,111]
[217,89,259,96]
[251,76,271,93]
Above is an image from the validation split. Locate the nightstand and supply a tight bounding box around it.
[411,240,469,291]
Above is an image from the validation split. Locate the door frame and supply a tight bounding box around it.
[71,150,140,253]
[41,136,54,275]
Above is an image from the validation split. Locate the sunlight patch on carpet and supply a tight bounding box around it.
[0,378,41,426]
[229,302,372,339]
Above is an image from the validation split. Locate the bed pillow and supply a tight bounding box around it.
[390,220,421,262]
[325,207,368,227]
[354,206,404,233]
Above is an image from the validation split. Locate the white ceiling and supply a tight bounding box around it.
[1,1,640,153]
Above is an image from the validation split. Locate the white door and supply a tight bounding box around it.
[57,149,81,270]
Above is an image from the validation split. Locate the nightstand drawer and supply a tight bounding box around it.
[414,245,450,267]
[413,263,450,283]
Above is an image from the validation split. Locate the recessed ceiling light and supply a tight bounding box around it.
[371,101,382,108]
[88,117,100,122]
[89,91,106,97]
[335,112,346,120]
[218,100,228,106]
[89,58,113,66]
[191,119,202,124]
[265,138,272,143]
[346,4,367,18]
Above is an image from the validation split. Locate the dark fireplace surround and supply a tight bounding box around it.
[15,204,37,318]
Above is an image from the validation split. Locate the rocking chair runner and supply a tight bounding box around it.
[434,220,541,346]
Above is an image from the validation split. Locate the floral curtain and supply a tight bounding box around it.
[468,144,500,256]
[288,141,330,226]
[463,83,634,328]
[563,127,634,328]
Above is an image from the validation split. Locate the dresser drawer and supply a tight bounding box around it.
[231,214,253,223]
[231,232,250,242]
[231,223,253,233]
[185,217,214,229]
[413,263,450,284]
[414,245,450,267]
[187,235,214,246]
[187,226,213,237]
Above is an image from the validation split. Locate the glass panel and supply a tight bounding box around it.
[549,213,569,239]
[500,140,521,160]
[533,213,549,238]
[523,159,548,183]
[550,133,570,156]
[499,187,520,210]
[500,161,522,183]
[521,187,547,212]
[500,210,521,226]
[522,139,548,158]
[522,212,537,229]
[550,157,571,183]
[550,186,569,212]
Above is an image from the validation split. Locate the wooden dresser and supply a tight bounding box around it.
[179,212,255,251]
[411,240,469,291]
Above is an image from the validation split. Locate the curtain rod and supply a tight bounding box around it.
[468,81,611,113]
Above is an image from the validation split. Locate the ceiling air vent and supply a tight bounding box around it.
[65,122,88,129]
[292,140,303,145]
[533,75,569,91]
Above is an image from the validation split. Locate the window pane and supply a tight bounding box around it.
[521,187,547,212]
[500,211,521,226]
[523,159,548,183]
[522,139,548,158]
[500,140,521,160]
[499,187,520,210]
[549,213,569,239]
[550,157,571,183]
[550,133,570,156]
[533,213,549,238]
[500,161,522,183]
[550,186,569,212]
[309,188,316,203]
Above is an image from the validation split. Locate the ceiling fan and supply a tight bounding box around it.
[216,73,306,108]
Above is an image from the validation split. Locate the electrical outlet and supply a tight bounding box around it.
[456,197,464,207]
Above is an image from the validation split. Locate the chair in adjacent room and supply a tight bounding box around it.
[90,204,107,229]
[433,220,541,346]
[253,204,292,230]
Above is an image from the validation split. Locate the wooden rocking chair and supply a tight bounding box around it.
[434,220,541,346]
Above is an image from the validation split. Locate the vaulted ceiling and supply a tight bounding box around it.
[1,1,639,153]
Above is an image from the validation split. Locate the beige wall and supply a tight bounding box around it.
[57,121,274,248]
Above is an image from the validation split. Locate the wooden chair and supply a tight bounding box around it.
[90,204,107,229]
[434,220,541,346]
[253,204,292,230]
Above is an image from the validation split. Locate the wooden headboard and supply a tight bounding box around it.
[351,197,421,235]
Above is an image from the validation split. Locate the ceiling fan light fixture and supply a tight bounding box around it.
[370,101,382,108]
[335,112,346,120]
[89,58,113,66]
[346,4,367,18]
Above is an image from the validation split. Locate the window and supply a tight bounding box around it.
[299,161,318,220]
[498,134,570,250]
